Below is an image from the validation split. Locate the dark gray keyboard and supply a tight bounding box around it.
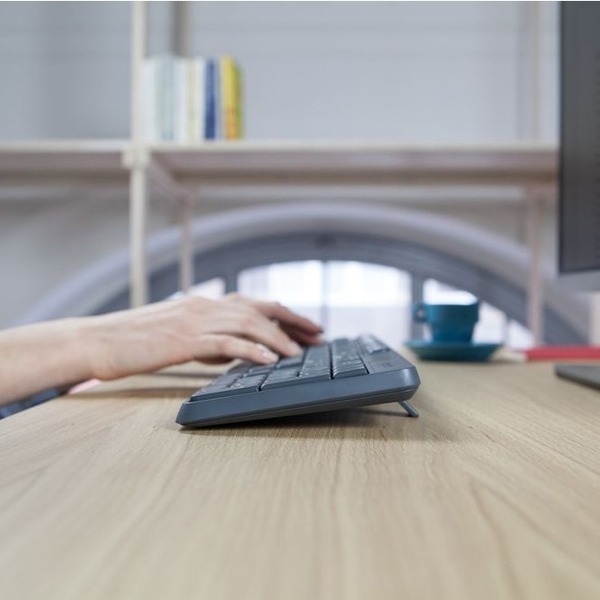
[176,335,421,427]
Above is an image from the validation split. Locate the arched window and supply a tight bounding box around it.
[189,260,534,348]
[17,204,586,345]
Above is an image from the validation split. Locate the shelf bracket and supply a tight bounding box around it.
[147,156,187,203]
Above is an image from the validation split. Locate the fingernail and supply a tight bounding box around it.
[258,345,279,362]
[288,341,302,355]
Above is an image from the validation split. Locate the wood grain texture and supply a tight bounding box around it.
[1,362,599,600]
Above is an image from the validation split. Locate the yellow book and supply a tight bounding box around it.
[220,56,237,140]
[234,61,244,139]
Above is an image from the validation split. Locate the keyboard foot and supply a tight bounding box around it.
[398,400,419,418]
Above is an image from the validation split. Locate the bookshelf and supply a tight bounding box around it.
[0,1,557,342]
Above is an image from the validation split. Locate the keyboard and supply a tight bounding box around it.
[176,335,420,427]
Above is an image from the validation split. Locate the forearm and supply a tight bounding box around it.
[0,318,94,407]
[0,295,322,408]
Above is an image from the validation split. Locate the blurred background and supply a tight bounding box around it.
[0,1,578,348]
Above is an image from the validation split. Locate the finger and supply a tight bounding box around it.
[194,334,279,364]
[223,294,322,334]
[280,323,324,346]
[236,312,303,357]
[209,304,303,357]
[191,300,303,357]
[253,301,323,333]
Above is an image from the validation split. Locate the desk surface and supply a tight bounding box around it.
[1,360,599,600]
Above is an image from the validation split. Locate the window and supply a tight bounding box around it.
[186,262,533,349]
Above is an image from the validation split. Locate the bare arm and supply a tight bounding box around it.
[0,294,322,407]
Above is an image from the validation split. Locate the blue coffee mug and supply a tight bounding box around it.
[412,301,480,343]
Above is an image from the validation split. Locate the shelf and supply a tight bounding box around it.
[153,140,557,187]
[0,140,128,187]
[0,139,558,189]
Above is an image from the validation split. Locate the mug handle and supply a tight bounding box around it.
[412,302,428,323]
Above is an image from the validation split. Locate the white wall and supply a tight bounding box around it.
[0,1,559,141]
[191,1,558,142]
[0,1,561,327]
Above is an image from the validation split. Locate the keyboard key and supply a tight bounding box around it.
[192,373,266,400]
[228,374,268,391]
[296,371,330,383]
[358,334,389,353]
[333,364,368,378]
[246,364,274,375]
[261,367,300,389]
[299,345,330,377]
[361,351,411,373]
[331,339,367,378]
[276,355,304,369]
[199,372,240,392]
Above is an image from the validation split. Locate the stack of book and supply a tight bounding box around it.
[143,55,244,142]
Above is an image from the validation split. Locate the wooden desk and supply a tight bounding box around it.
[1,361,599,600]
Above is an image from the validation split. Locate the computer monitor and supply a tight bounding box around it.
[559,2,600,290]
[556,3,600,390]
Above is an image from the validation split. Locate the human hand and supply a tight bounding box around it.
[82,294,323,381]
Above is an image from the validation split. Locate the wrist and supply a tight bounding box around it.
[50,317,97,387]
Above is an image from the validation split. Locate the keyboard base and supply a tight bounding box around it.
[177,369,420,427]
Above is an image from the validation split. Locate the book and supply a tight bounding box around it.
[234,60,244,139]
[213,58,222,139]
[143,54,243,142]
[220,56,237,139]
[205,58,217,140]
[188,57,206,141]
[173,57,188,143]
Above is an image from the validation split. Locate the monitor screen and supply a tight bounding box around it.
[559,3,600,289]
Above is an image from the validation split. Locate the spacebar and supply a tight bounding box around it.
[261,371,330,390]
[192,374,265,400]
